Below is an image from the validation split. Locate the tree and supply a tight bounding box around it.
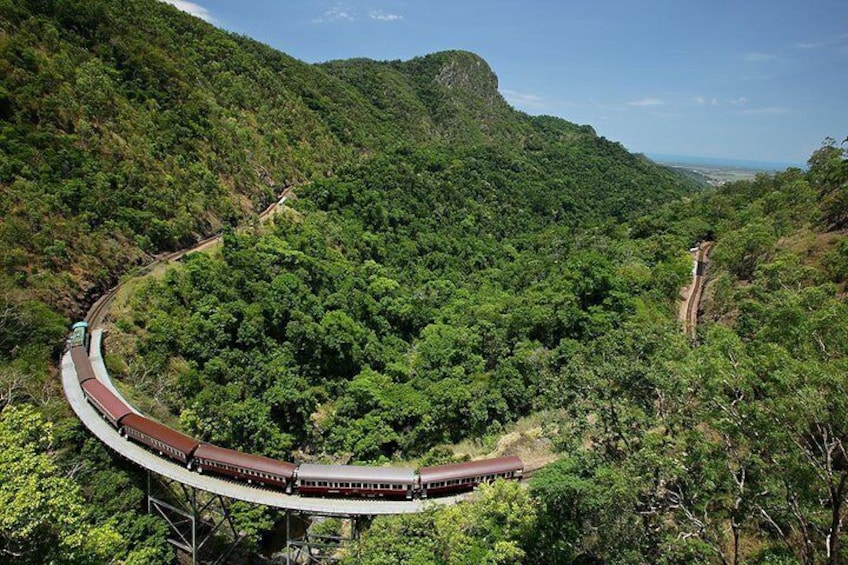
[344,481,536,565]
[808,138,848,230]
[0,405,123,564]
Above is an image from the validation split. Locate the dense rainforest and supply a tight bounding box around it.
[1,0,847,563]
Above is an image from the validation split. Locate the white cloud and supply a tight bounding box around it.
[795,33,848,50]
[729,97,748,105]
[651,111,684,118]
[740,106,789,115]
[711,97,719,106]
[313,5,355,23]
[370,10,403,21]
[694,96,706,104]
[503,89,547,109]
[627,97,664,107]
[743,52,776,62]
[159,0,213,22]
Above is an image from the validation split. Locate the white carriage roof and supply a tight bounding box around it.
[296,464,415,483]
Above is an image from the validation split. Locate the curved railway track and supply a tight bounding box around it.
[683,241,713,338]
[85,191,291,328]
[63,351,460,514]
[66,186,534,515]
[72,176,655,516]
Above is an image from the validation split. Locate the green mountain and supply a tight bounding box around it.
[0,0,719,562]
[0,0,694,324]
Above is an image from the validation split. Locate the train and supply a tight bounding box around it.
[68,323,523,500]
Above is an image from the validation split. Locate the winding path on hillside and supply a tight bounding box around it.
[679,241,713,338]
[63,189,468,516]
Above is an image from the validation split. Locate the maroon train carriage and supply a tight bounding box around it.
[295,464,416,499]
[419,455,524,498]
[81,379,133,427]
[120,413,200,465]
[192,443,297,491]
[71,345,97,385]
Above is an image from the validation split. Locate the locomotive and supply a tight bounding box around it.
[69,324,523,499]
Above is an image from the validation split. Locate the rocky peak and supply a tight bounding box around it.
[432,51,500,102]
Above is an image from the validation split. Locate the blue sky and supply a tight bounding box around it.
[163,0,847,165]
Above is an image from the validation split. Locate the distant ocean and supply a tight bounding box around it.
[646,153,805,172]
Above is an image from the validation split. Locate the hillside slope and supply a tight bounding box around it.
[0,1,703,561]
[0,0,694,325]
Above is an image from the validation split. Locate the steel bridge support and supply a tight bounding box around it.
[147,471,246,564]
[284,511,363,564]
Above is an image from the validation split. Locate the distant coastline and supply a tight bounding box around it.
[646,153,805,172]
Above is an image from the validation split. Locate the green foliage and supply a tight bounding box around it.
[808,138,848,229]
[343,512,440,565]
[15,1,835,563]
[118,140,694,460]
[343,480,537,565]
[516,138,848,564]
[711,218,777,279]
[0,404,124,564]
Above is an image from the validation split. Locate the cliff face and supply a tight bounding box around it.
[431,51,501,101]
[319,49,523,145]
[391,50,526,144]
